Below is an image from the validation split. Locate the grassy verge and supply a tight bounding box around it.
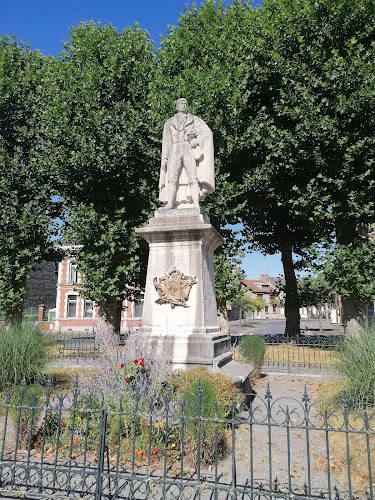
[265,344,339,367]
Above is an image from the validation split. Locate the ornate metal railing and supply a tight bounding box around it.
[0,380,373,499]
[262,334,343,373]
[45,328,137,362]
[46,329,98,362]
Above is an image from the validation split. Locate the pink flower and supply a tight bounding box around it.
[125,377,130,383]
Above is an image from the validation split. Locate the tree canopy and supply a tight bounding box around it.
[52,22,159,332]
[2,1,375,334]
[0,37,61,324]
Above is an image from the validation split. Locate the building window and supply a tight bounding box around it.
[273,305,277,313]
[68,262,78,284]
[84,300,94,318]
[67,295,78,318]
[133,293,144,318]
[265,306,269,313]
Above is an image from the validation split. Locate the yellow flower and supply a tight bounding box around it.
[171,443,176,448]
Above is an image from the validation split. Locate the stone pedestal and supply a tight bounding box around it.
[136,208,232,371]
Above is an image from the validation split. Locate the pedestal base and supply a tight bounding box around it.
[139,326,231,371]
[136,207,232,371]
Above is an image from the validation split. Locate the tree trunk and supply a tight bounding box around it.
[280,240,300,339]
[6,275,27,327]
[99,299,122,335]
[335,224,364,336]
[239,308,242,327]
[217,299,229,335]
[319,310,322,332]
[341,298,363,337]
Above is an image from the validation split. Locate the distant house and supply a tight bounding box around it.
[242,274,317,320]
[53,248,143,333]
[242,278,281,319]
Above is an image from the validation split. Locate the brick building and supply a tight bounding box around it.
[54,250,143,333]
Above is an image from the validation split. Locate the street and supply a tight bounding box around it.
[229,318,343,336]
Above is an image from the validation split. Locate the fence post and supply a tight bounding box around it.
[95,409,107,500]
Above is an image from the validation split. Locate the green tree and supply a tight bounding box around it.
[247,297,265,321]
[214,234,246,334]
[323,241,375,334]
[54,22,158,333]
[152,0,331,338]
[0,37,61,325]
[298,273,335,332]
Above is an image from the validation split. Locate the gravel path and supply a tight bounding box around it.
[216,372,351,498]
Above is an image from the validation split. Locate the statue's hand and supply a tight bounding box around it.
[161,158,168,170]
[190,139,199,148]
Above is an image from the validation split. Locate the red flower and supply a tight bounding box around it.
[134,359,138,364]
[140,358,144,362]
[125,377,130,383]
[140,360,144,367]
[120,363,124,368]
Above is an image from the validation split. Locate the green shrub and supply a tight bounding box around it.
[0,324,53,387]
[336,322,375,406]
[169,367,243,416]
[183,378,229,466]
[240,335,266,377]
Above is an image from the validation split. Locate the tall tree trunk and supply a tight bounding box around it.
[280,240,300,339]
[6,275,27,327]
[341,298,363,337]
[217,299,229,334]
[319,310,322,332]
[335,224,364,336]
[99,299,122,335]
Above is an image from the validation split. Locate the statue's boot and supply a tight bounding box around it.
[191,180,200,208]
[159,181,177,210]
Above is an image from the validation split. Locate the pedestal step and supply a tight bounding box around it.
[215,359,254,395]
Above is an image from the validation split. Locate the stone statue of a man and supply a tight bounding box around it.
[159,98,215,209]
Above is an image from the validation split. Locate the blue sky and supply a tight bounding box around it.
[1,0,282,279]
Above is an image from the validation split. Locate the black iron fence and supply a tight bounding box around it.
[47,329,98,361]
[44,328,137,363]
[262,334,343,374]
[232,334,343,374]
[0,381,373,499]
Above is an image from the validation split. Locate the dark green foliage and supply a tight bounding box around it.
[336,322,375,406]
[324,242,375,304]
[0,37,62,324]
[240,335,266,378]
[53,22,159,331]
[299,274,335,309]
[0,325,52,387]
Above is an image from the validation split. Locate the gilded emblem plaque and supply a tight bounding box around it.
[153,267,197,308]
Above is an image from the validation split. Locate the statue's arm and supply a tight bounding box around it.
[161,121,171,165]
[160,121,171,189]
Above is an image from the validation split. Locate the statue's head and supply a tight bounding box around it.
[176,98,188,113]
